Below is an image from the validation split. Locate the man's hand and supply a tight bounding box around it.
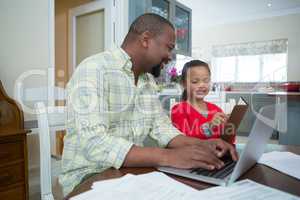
[202,139,239,161]
[167,135,238,162]
[162,145,226,170]
[123,137,238,171]
[210,112,227,126]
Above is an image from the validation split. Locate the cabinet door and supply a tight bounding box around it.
[128,0,192,56]
[279,100,300,145]
[150,0,170,19]
[174,1,191,56]
[128,0,148,25]
[251,94,278,139]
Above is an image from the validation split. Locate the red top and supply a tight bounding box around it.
[171,101,235,144]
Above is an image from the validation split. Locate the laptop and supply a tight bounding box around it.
[158,104,276,186]
[221,97,248,143]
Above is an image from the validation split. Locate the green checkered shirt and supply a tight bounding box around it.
[59,47,181,196]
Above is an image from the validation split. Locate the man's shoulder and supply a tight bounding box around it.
[72,49,125,74]
[78,49,120,70]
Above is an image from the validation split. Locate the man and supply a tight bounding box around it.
[60,13,238,196]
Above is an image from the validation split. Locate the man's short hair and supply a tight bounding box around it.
[128,13,174,37]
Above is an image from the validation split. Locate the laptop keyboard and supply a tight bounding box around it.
[190,154,237,179]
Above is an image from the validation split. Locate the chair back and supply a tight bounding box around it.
[35,99,66,200]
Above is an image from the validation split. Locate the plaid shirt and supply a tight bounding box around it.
[59,47,181,196]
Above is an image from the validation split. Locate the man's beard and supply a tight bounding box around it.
[150,64,162,78]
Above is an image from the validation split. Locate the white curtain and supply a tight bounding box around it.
[212,39,288,57]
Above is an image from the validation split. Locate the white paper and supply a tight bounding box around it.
[197,179,299,200]
[71,172,199,200]
[258,151,300,180]
[71,172,299,200]
[92,172,196,193]
[91,173,136,190]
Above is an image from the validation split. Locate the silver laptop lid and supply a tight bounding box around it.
[228,104,276,184]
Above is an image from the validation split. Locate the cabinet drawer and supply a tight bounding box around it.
[0,140,24,164]
[0,185,25,200]
[0,163,24,187]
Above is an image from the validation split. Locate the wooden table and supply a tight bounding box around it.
[67,145,300,199]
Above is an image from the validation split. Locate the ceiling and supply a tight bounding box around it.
[178,0,300,29]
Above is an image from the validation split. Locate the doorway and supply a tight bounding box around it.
[54,0,115,156]
[68,0,115,74]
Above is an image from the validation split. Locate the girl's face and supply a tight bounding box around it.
[184,66,211,101]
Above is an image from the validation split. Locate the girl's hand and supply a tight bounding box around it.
[210,112,227,126]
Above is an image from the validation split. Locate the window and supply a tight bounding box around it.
[212,53,287,82]
[262,53,287,82]
[212,56,236,82]
[211,39,288,82]
[174,54,193,75]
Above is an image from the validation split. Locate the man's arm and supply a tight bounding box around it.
[122,144,226,170]
[167,135,238,160]
[122,135,238,170]
[65,66,135,170]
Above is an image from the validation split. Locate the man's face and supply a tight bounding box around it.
[145,26,176,77]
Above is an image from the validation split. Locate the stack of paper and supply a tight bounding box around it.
[70,172,200,200]
[258,151,300,180]
[70,172,299,200]
[197,179,299,200]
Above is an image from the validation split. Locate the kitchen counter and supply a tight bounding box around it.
[223,91,270,94]
[267,92,300,96]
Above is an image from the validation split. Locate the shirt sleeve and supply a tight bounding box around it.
[145,76,181,147]
[66,62,134,169]
[148,104,182,147]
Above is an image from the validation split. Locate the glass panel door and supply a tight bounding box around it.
[175,5,190,55]
[151,0,170,19]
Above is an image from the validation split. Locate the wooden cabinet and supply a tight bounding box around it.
[0,81,29,200]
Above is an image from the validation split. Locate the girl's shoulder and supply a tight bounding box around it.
[172,101,189,109]
[171,101,191,114]
[205,101,224,113]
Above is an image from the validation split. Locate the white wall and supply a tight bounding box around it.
[192,13,300,81]
[0,0,54,171]
[0,0,54,116]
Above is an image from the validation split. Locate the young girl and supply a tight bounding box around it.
[171,60,235,144]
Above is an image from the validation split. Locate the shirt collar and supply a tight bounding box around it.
[111,47,132,73]
[111,47,149,82]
